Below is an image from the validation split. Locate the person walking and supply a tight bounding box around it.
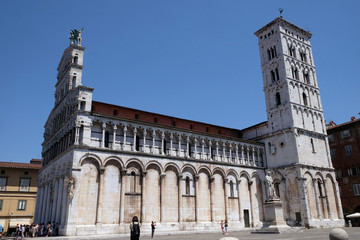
[130,216,141,240]
[224,220,228,234]
[151,221,156,238]
[220,220,225,234]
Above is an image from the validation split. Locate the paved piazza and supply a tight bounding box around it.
[16,228,360,240]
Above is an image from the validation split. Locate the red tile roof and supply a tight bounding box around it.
[0,161,42,170]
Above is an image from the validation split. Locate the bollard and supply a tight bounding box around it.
[329,228,349,240]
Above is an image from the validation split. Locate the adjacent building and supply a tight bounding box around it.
[0,159,41,233]
[327,117,360,216]
[35,17,344,236]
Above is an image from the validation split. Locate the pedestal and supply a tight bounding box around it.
[252,198,297,234]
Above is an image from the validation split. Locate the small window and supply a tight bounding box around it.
[0,178,7,191]
[330,149,336,160]
[353,183,360,196]
[135,136,140,151]
[24,172,28,175]
[154,117,158,123]
[318,181,323,197]
[18,200,26,210]
[340,130,351,139]
[135,114,139,120]
[276,92,281,106]
[345,145,353,156]
[0,199,2,210]
[130,171,136,193]
[302,93,308,106]
[335,170,342,179]
[311,138,315,152]
[0,170,4,175]
[328,134,334,142]
[271,71,275,82]
[171,121,176,127]
[19,178,31,192]
[206,127,209,132]
[113,110,117,116]
[73,56,78,64]
[190,124,193,130]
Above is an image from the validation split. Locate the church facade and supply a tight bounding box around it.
[34,17,344,236]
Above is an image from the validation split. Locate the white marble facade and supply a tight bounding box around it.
[35,18,344,236]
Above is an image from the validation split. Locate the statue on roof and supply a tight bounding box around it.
[69,28,83,46]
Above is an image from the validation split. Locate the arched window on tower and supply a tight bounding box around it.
[185,177,190,195]
[303,92,308,106]
[271,48,275,59]
[72,76,76,88]
[275,68,279,80]
[73,56,78,64]
[271,71,275,82]
[135,135,140,151]
[274,46,277,57]
[294,68,299,80]
[303,72,310,84]
[276,92,281,106]
[267,49,271,61]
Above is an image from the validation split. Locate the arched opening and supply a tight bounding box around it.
[185,176,190,195]
[230,180,234,197]
[303,92,308,106]
[131,171,136,193]
[276,92,281,106]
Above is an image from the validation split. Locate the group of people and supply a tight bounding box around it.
[129,216,230,239]
[14,222,57,238]
[129,216,157,240]
[220,220,229,235]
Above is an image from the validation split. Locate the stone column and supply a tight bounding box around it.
[333,181,344,219]
[201,139,205,160]
[123,126,127,150]
[35,186,44,223]
[252,147,255,166]
[178,174,183,223]
[161,132,165,155]
[60,180,68,226]
[229,146,232,163]
[323,179,333,219]
[141,171,147,223]
[112,125,117,149]
[224,178,229,220]
[194,138,198,159]
[209,142,212,160]
[55,177,64,224]
[248,180,255,227]
[209,177,215,222]
[119,170,127,223]
[133,128,137,151]
[194,175,199,223]
[101,123,106,148]
[246,147,250,165]
[282,178,291,220]
[241,145,244,164]
[160,173,166,223]
[312,179,323,219]
[51,178,59,222]
[297,177,311,227]
[41,184,48,222]
[216,142,219,161]
[143,129,147,152]
[96,168,105,224]
[186,136,190,158]
[44,183,52,223]
[152,130,156,154]
[178,135,182,157]
[236,145,239,164]
[237,180,243,223]
[223,145,226,162]
[170,133,173,156]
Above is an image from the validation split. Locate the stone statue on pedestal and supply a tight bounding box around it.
[266,170,278,200]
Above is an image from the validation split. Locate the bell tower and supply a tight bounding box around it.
[254,17,331,169]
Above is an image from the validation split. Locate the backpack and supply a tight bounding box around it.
[133,223,140,236]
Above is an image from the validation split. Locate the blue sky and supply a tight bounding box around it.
[0,0,359,163]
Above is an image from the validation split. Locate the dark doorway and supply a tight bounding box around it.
[244,209,250,227]
[295,212,302,225]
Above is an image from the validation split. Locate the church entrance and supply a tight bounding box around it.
[244,209,250,227]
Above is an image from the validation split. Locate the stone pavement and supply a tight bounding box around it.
[4,228,360,240]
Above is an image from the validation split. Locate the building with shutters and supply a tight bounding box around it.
[0,159,41,234]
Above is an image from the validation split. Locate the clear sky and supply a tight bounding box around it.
[0,0,359,163]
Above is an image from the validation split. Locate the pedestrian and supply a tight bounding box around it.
[220,220,225,234]
[151,221,156,238]
[130,216,141,240]
[224,220,228,234]
[0,223,2,238]
[21,224,25,238]
[47,222,53,237]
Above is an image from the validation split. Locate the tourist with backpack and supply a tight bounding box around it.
[130,216,141,240]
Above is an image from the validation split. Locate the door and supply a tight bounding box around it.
[244,209,250,227]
